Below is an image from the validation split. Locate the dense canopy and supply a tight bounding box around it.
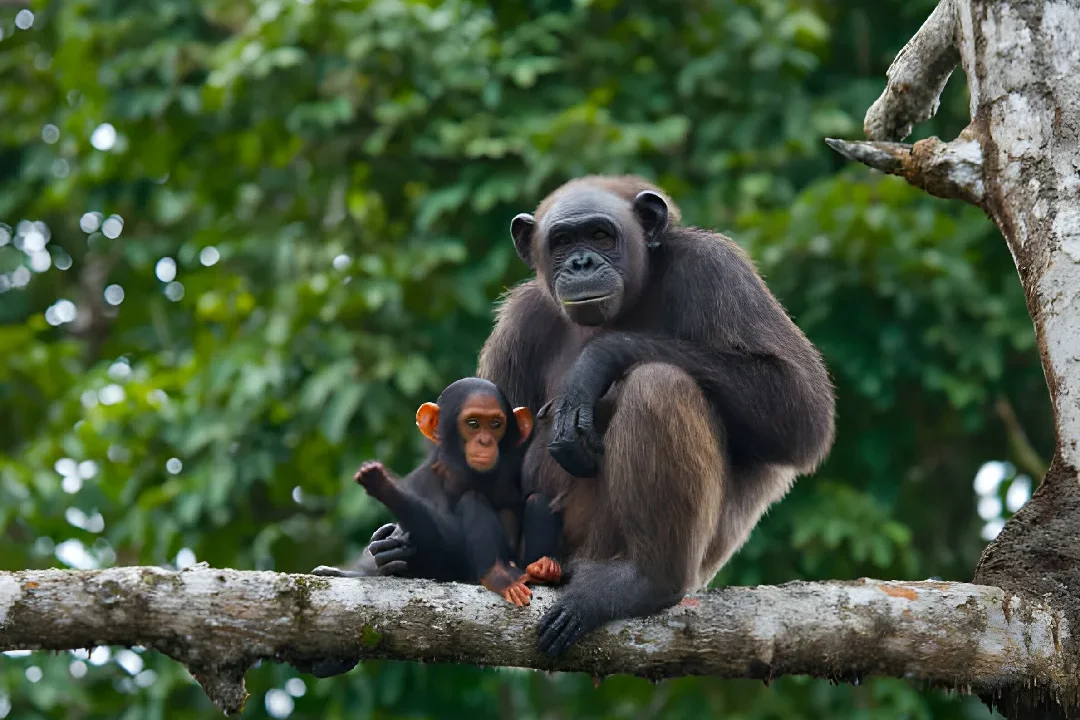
[0,0,1049,718]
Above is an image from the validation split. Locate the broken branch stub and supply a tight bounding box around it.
[825,131,984,206]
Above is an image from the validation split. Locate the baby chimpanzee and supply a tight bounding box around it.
[339,378,563,604]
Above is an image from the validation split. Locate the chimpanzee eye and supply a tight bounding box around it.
[490,419,502,429]
[592,229,616,249]
[466,418,480,429]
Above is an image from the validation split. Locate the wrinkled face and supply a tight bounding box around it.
[511,186,669,326]
[458,393,507,472]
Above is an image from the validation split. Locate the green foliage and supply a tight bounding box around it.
[0,0,1049,718]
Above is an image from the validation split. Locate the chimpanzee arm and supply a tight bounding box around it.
[551,331,832,476]
[520,492,564,584]
[355,462,471,582]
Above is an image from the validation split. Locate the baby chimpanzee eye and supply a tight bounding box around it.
[490,419,502,429]
[466,418,480,429]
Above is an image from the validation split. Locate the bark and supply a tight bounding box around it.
[0,567,1073,715]
[828,0,1080,717]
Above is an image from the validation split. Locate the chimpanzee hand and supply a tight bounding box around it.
[543,386,605,478]
[310,523,414,578]
[354,460,392,499]
[367,522,415,576]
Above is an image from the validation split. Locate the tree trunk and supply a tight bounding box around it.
[828,0,1080,716]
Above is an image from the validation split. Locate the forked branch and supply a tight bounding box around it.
[827,0,985,207]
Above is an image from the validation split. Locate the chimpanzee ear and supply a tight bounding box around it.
[415,402,440,444]
[513,406,534,445]
[633,191,669,249]
[511,213,536,269]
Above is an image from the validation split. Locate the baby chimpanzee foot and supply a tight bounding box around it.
[502,577,533,607]
[525,556,563,584]
[481,561,533,606]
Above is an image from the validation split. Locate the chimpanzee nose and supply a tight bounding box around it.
[569,250,600,272]
[478,436,493,446]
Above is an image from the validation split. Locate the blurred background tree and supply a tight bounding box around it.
[0,0,1052,718]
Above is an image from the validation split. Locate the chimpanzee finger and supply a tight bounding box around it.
[548,400,598,475]
[537,607,573,653]
[538,603,588,656]
[370,523,398,543]
[576,407,605,454]
[548,617,585,656]
[377,560,409,576]
[369,536,402,554]
[550,440,599,478]
[505,584,531,606]
[371,544,415,566]
[572,408,603,461]
[370,531,412,551]
[310,565,346,577]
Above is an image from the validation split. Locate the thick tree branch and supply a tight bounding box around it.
[1,568,1077,715]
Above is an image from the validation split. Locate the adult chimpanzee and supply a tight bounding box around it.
[354,174,836,656]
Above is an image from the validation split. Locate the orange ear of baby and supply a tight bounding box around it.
[416,402,440,444]
[513,406,534,444]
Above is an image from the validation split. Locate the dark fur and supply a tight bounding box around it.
[480,174,836,654]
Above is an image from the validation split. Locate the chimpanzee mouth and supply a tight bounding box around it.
[561,293,613,306]
[469,452,498,470]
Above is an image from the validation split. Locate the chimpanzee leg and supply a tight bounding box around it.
[456,491,531,606]
[520,493,564,583]
[537,362,725,654]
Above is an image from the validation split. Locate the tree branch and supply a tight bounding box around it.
[1,568,1077,715]
[994,395,1048,480]
[824,131,984,205]
[863,0,960,141]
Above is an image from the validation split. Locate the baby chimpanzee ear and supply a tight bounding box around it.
[415,402,440,444]
[513,406,534,445]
